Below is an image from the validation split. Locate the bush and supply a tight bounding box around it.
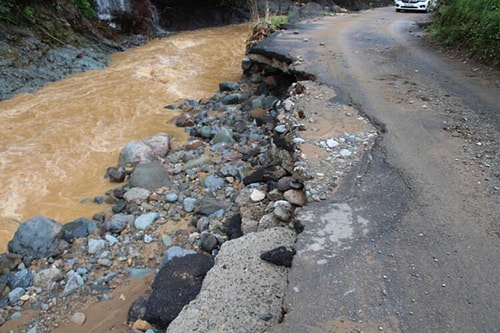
[431,0,500,66]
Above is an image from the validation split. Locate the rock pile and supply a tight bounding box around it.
[0,48,377,331]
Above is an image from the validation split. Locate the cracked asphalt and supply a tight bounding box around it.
[261,7,500,333]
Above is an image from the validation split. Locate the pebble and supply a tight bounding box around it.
[134,212,159,230]
[326,139,340,148]
[340,149,352,157]
[250,189,266,202]
[71,312,86,326]
[133,319,152,331]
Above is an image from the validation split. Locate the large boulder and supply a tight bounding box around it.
[119,133,170,167]
[167,227,296,333]
[128,162,170,190]
[8,216,68,260]
[143,253,214,329]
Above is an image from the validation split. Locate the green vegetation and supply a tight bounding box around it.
[68,0,96,19]
[0,0,96,22]
[266,15,288,30]
[431,0,500,66]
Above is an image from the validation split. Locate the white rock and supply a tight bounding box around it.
[71,312,86,326]
[250,189,266,202]
[326,139,340,148]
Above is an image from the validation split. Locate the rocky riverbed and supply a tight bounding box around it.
[0,32,377,331]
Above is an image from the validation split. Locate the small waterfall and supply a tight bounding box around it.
[94,0,131,20]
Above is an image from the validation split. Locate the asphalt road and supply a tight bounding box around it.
[263,7,500,333]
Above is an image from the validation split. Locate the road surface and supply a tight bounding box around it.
[258,7,500,333]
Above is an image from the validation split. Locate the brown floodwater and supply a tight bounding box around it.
[0,24,250,252]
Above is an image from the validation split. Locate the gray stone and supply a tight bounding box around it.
[210,127,234,145]
[201,233,218,253]
[273,200,293,222]
[134,212,159,230]
[62,218,97,241]
[33,267,63,288]
[183,154,213,169]
[258,214,281,231]
[104,214,135,233]
[62,271,84,297]
[165,193,179,203]
[195,197,231,216]
[123,187,151,204]
[183,198,197,212]
[221,93,240,105]
[129,162,170,191]
[8,287,25,304]
[88,238,106,255]
[119,133,170,167]
[284,189,307,207]
[8,216,68,260]
[166,228,296,333]
[105,234,119,246]
[8,269,32,289]
[204,175,225,191]
[219,81,240,92]
[161,246,197,267]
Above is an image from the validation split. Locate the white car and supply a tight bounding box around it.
[394,0,438,12]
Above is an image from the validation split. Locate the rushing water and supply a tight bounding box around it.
[0,24,250,252]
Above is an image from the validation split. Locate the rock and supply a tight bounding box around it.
[70,312,86,326]
[258,214,281,230]
[124,187,151,204]
[260,246,295,267]
[8,287,25,304]
[272,200,293,222]
[203,175,226,191]
[33,267,63,288]
[250,189,266,202]
[276,176,292,192]
[166,228,296,333]
[241,218,258,235]
[284,189,307,206]
[165,193,178,203]
[62,218,97,242]
[219,81,240,92]
[129,162,170,191]
[340,148,352,157]
[128,295,149,323]
[0,253,22,274]
[183,197,197,212]
[62,270,84,297]
[105,214,135,233]
[183,154,213,169]
[210,127,234,145]
[274,124,288,134]
[105,234,119,246]
[105,166,126,183]
[243,167,265,185]
[326,139,340,148]
[8,216,68,260]
[119,133,170,167]
[143,253,215,329]
[194,197,231,216]
[201,232,218,253]
[87,238,106,255]
[196,216,210,232]
[161,246,197,267]
[225,214,243,240]
[134,212,159,230]
[133,319,152,331]
[8,269,32,289]
[221,93,240,105]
